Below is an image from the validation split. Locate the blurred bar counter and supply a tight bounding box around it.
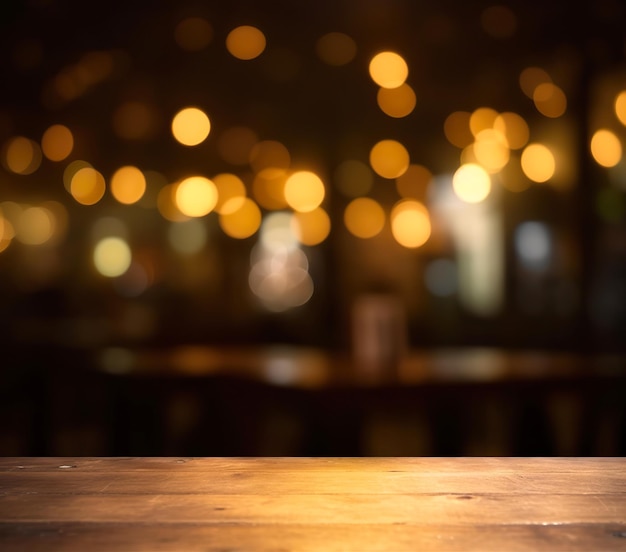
[1,343,625,457]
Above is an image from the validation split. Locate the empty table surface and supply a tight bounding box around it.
[0,457,625,551]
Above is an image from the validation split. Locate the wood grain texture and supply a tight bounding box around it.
[0,457,624,551]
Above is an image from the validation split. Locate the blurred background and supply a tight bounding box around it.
[0,0,625,457]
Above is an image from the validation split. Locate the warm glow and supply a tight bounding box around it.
[219,197,262,239]
[226,25,266,60]
[368,51,408,89]
[590,129,622,168]
[521,143,555,182]
[110,165,146,205]
[70,167,106,205]
[175,176,218,217]
[615,91,626,126]
[533,82,567,118]
[344,197,385,238]
[253,169,289,210]
[519,66,551,98]
[334,160,374,197]
[370,139,410,179]
[174,17,213,51]
[493,112,529,150]
[63,160,92,193]
[41,124,73,161]
[157,183,189,222]
[377,83,416,118]
[93,237,132,277]
[16,206,54,245]
[249,140,290,172]
[473,128,510,173]
[469,107,498,137]
[444,111,473,149]
[3,136,42,175]
[217,126,258,165]
[213,173,247,214]
[171,107,211,146]
[292,207,331,246]
[315,32,357,66]
[396,164,432,199]
[284,170,325,213]
[452,163,491,203]
[390,200,431,248]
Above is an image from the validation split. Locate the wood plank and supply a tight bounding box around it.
[0,522,624,552]
[0,492,623,524]
[1,469,625,496]
[0,456,624,473]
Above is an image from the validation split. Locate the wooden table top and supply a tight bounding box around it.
[0,457,625,551]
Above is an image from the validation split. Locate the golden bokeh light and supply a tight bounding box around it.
[3,136,42,175]
[157,183,189,222]
[396,164,432,199]
[370,139,410,179]
[113,101,157,140]
[473,128,510,173]
[292,207,331,246]
[249,140,290,172]
[315,32,357,66]
[284,170,325,213]
[521,143,555,182]
[334,159,374,197]
[615,91,626,126]
[219,197,262,239]
[519,66,551,98]
[171,107,211,146]
[213,173,247,214]
[16,206,54,245]
[368,51,408,89]
[41,124,74,161]
[493,112,529,150]
[70,167,106,205]
[344,197,385,238]
[174,17,213,51]
[226,25,266,60]
[590,129,622,168]
[469,107,498,137]
[260,212,298,251]
[390,199,431,248]
[452,163,491,203]
[175,176,218,217]
[110,165,146,205]
[217,126,259,165]
[253,168,289,210]
[377,83,416,118]
[93,236,132,277]
[444,111,473,149]
[63,160,92,192]
[533,82,567,118]
[0,215,13,253]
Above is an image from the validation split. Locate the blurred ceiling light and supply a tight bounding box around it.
[226,25,266,60]
[377,83,416,118]
[370,139,410,178]
[368,51,408,89]
[175,176,218,217]
[521,143,556,182]
[41,124,74,161]
[452,163,491,203]
[591,129,622,168]
[344,197,385,238]
[284,170,325,212]
[171,107,211,146]
[390,199,431,248]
